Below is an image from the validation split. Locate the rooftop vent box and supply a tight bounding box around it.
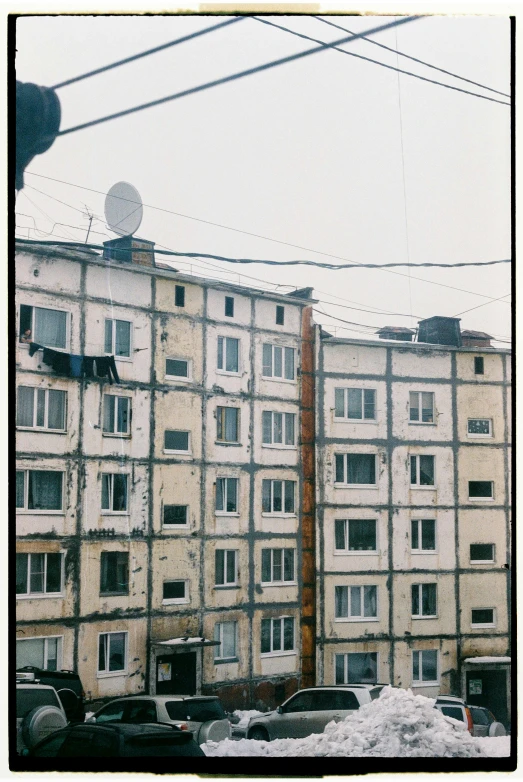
[461,330,493,348]
[103,236,155,268]
[376,326,415,342]
[417,316,462,347]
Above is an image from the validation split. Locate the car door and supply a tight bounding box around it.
[307,690,340,735]
[335,690,361,722]
[469,707,489,737]
[271,691,315,739]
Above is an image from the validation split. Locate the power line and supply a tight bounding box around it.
[453,292,511,317]
[56,16,418,136]
[25,183,94,216]
[23,172,510,303]
[316,16,510,98]
[255,17,510,106]
[19,190,78,241]
[51,17,245,89]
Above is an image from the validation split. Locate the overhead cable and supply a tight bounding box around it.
[255,17,510,106]
[56,16,417,136]
[51,17,245,89]
[453,292,512,317]
[316,16,510,98]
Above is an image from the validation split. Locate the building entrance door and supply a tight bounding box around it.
[466,669,508,726]
[156,652,197,695]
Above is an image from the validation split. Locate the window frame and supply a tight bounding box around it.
[261,410,296,449]
[164,430,191,455]
[19,304,70,351]
[261,479,296,516]
[16,552,64,598]
[165,357,192,383]
[214,549,238,587]
[16,635,63,671]
[467,419,493,438]
[335,652,379,685]
[104,318,133,360]
[262,343,296,382]
[409,391,435,424]
[260,616,295,657]
[213,621,238,662]
[101,472,129,514]
[175,285,185,307]
[217,335,240,375]
[334,519,378,554]
[224,296,234,318]
[16,469,64,514]
[162,504,189,529]
[334,453,377,487]
[215,477,239,516]
[410,519,437,554]
[412,649,439,686]
[469,543,495,564]
[97,631,128,677]
[468,480,494,501]
[474,356,484,375]
[162,579,190,605]
[275,305,285,326]
[99,551,129,596]
[411,583,438,619]
[102,394,131,437]
[216,406,240,444]
[334,387,377,422]
[16,386,67,432]
[261,548,296,585]
[410,454,436,488]
[334,584,379,622]
[470,607,496,628]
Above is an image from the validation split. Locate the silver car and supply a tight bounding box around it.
[246,685,385,741]
[87,694,231,744]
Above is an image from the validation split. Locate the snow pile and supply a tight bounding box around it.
[204,687,486,757]
[475,736,510,757]
[232,710,265,729]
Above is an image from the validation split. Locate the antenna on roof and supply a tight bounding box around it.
[104,181,143,237]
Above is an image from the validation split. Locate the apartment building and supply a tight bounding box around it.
[14,236,316,711]
[315,321,511,725]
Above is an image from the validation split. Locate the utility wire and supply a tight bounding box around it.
[255,17,510,107]
[453,292,512,317]
[56,16,417,136]
[51,17,245,89]
[316,16,510,98]
[25,183,94,216]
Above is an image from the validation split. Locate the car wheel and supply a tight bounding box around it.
[248,727,270,742]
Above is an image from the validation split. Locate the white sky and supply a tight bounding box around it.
[14,9,512,345]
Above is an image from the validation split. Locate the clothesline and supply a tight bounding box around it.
[28,342,121,384]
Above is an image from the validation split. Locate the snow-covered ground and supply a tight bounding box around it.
[231,710,265,730]
[204,687,510,758]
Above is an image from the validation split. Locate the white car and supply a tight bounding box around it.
[16,679,68,754]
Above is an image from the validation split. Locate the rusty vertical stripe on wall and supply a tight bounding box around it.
[300,305,316,687]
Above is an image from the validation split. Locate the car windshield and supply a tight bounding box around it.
[440,706,465,722]
[165,699,225,722]
[17,688,59,718]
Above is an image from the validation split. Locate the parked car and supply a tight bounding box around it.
[17,667,86,723]
[246,684,386,741]
[87,695,231,744]
[16,678,68,754]
[468,705,506,737]
[25,722,205,757]
[434,695,506,737]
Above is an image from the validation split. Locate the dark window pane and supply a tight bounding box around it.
[474,356,484,375]
[262,344,272,377]
[422,584,437,615]
[273,481,282,512]
[347,389,362,419]
[112,474,127,511]
[17,386,35,427]
[225,297,234,317]
[411,519,419,549]
[273,413,283,444]
[272,549,282,581]
[349,519,376,551]
[19,304,33,342]
[334,388,345,418]
[421,393,434,423]
[163,581,186,600]
[36,389,45,427]
[16,471,25,507]
[262,411,272,444]
[470,543,494,561]
[225,338,239,372]
[104,320,113,353]
[347,454,375,484]
[345,652,378,684]
[276,305,284,325]
[226,479,237,512]
[335,454,345,483]
[421,520,436,550]
[411,585,419,615]
[412,651,420,680]
[28,471,63,510]
[108,633,125,671]
[166,359,188,377]
[261,619,271,653]
[335,519,346,550]
[284,347,294,380]
[421,650,437,681]
[273,346,282,377]
[261,550,271,582]
[216,479,224,511]
[47,390,66,430]
[115,320,130,357]
[262,480,271,513]
[116,397,129,433]
[335,654,345,684]
[285,413,295,445]
[419,456,434,485]
[16,553,28,594]
[363,585,377,617]
[283,617,294,650]
[283,549,294,581]
[175,285,185,307]
[410,456,417,485]
[471,608,494,624]
[335,586,348,618]
[272,619,281,651]
[468,419,491,435]
[45,553,62,593]
[350,586,361,617]
[103,396,115,433]
[165,430,189,451]
[29,553,45,593]
[226,551,236,584]
[284,481,294,513]
[469,481,493,498]
[217,336,223,370]
[215,550,224,585]
[363,389,376,419]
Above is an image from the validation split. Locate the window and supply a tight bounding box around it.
[217,336,239,373]
[467,419,492,437]
[164,430,190,453]
[411,520,436,552]
[16,470,63,511]
[261,616,294,655]
[412,650,438,684]
[216,477,238,514]
[100,552,129,595]
[98,632,127,674]
[470,543,495,563]
[409,392,435,423]
[276,305,285,325]
[16,387,67,431]
[162,580,189,604]
[19,304,68,350]
[175,285,185,307]
[262,479,295,514]
[335,388,376,420]
[262,411,295,446]
[411,583,437,617]
[261,549,295,583]
[16,553,63,596]
[471,608,495,627]
[335,652,378,684]
[335,454,376,485]
[335,519,377,552]
[103,395,130,435]
[216,407,239,443]
[165,358,190,380]
[16,636,62,671]
[468,481,493,500]
[335,585,378,620]
[215,549,238,586]
[101,473,128,512]
[410,455,435,486]
[163,505,188,527]
[214,621,238,661]
[225,296,234,317]
[474,356,484,375]
[104,318,131,358]
[262,344,295,380]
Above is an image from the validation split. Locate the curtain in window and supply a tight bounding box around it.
[115,320,131,357]
[335,519,347,550]
[30,553,45,593]
[17,386,34,427]
[285,414,295,445]
[103,397,115,433]
[272,481,282,512]
[272,549,282,581]
[335,586,348,618]
[283,549,294,581]
[221,623,236,658]
[108,632,125,671]
[334,389,345,417]
[421,393,434,423]
[273,346,282,377]
[347,455,375,484]
[35,307,67,349]
[261,619,271,654]
[284,347,294,380]
[16,554,28,594]
[422,584,437,615]
[224,408,238,441]
[226,551,236,584]
[283,617,294,650]
[261,550,271,582]
[28,471,62,510]
[262,412,272,444]
[273,413,283,444]
[262,344,272,377]
[17,638,45,669]
[16,471,25,507]
[363,585,377,616]
[409,392,419,421]
[225,338,238,372]
[351,586,362,616]
[419,456,434,485]
[47,390,66,430]
[284,481,294,513]
[113,474,127,511]
[347,389,362,419]
[272,619,282,651]
[363,390,376,419]
[262,480,271,513]
[347,652,378,683]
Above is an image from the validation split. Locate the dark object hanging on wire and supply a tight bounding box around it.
[16,81,61,190]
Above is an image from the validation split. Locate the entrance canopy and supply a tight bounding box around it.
[152,637,219,648]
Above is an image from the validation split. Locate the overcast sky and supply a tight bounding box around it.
[14,11,511,346]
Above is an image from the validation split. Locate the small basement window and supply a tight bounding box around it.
[163,505,188,526]
[164,430,190,453]
[175,285,185,307]
[162,580,189,604]
[276,305,285,325]
[471,608,495,627]
[474,356,484,375]
[468,481,493,500]
[165,358,190,380]
[225,297,234,317]
[470,543,494,563]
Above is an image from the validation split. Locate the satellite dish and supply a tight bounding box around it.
[104,181,143,237]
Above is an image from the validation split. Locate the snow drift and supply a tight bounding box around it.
[204,686,486,757]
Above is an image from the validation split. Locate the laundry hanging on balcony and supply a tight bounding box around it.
[28,342,120,384]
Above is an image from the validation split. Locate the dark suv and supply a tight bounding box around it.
[17,667,85,723]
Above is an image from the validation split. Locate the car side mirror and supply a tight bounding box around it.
[277,706,283,715]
